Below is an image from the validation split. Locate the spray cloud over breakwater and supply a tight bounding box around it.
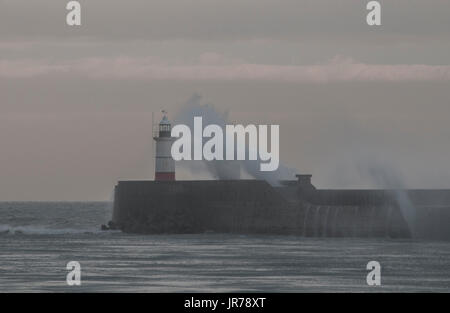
[356,161,417,237]
[173,94,298,185]
[356,160,450,240]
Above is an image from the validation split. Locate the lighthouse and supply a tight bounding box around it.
[153,112,175,181]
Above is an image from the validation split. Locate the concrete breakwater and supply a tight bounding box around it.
[109,178,450,239]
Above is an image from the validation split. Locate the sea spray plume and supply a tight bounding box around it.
[173,94,235,180]
[356,161,417,237]
[173,94,298,185]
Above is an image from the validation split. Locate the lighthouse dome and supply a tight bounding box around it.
[160,115,170,125]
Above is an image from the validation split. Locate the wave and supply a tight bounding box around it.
[0,224,120,236]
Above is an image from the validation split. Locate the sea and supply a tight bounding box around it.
[0,202,449,292]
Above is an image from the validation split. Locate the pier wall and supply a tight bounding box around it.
[112,180,415,238]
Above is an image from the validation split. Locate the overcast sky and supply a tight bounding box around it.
[1,0,450,200]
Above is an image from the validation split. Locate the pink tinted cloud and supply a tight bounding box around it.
[1,55,450,82]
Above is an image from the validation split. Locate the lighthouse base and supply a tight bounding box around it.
[155,172,175,181]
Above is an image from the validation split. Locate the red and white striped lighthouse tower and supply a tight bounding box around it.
[153,112,175,181]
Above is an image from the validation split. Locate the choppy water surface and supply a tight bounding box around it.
[0,202,449,292]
